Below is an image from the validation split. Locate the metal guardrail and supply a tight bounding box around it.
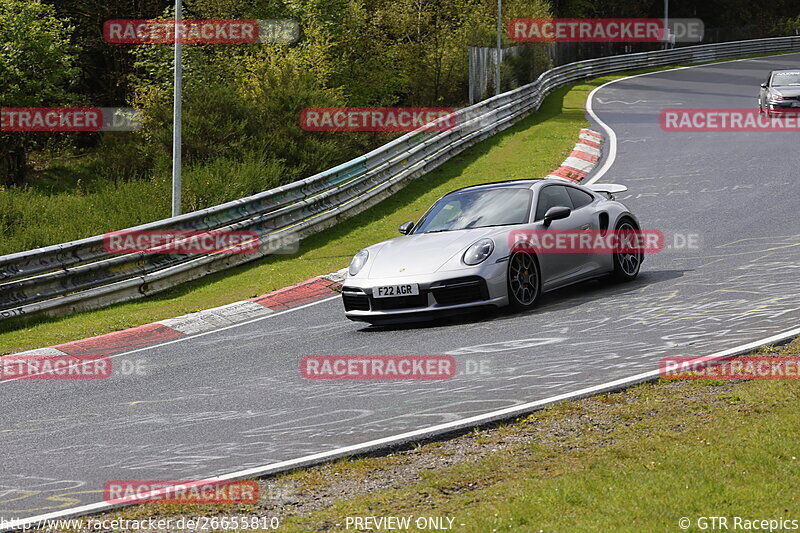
[2,36,799,321]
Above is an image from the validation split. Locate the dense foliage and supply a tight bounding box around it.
[0,0,81,186]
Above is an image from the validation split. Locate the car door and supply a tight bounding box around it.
[565,185,609,273]
[532,184,594,289]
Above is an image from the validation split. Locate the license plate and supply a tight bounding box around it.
[792,102,800,108]
[373,283,419,298]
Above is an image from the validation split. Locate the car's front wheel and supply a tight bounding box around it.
[507,252,541,310]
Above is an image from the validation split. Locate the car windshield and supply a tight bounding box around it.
[413,187,532,233]
[772,72,800,86]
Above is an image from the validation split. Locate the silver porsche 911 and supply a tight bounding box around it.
[342,179,644,324]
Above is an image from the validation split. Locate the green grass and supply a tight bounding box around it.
[0,156,289,255]
[0,76,597,353]
[277,341,800,532]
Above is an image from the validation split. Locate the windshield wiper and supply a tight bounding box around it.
[424,229,452,233]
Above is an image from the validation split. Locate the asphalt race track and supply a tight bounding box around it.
[2,52,799,525]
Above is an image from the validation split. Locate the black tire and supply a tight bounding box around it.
[611,217,642,282]
[507,251,541,311]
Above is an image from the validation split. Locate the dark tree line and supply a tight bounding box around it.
[2,0,798,187]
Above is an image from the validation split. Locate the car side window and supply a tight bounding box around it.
[427,199,462,228]
[535,185,573,221]
[766,74,772,87]
[566,187,594,209]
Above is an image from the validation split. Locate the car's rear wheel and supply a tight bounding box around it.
[507,252,541,310]
[612,218,642,282]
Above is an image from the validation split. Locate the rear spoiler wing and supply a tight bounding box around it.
[588,183,628,199]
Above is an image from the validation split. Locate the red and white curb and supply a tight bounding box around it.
[7,277,343,357]
[546,128,604,183]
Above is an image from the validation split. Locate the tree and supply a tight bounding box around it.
[45,0,168,105]
[0,0,81,186]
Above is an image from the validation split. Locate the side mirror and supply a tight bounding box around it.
[760,83,768,89]
[543,206,571,226]
[398,221,415,235]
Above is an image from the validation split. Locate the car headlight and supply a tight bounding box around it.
[770,93,785,101]
[463,238,494,266]
[348,249,369,276]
